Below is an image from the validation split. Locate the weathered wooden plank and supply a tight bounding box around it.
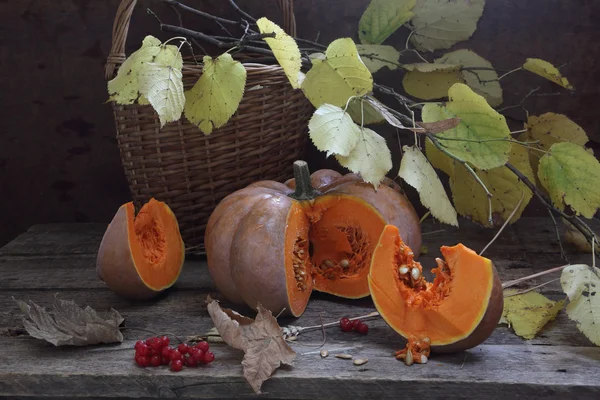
[0,335,598,399]
[4,217,599,257]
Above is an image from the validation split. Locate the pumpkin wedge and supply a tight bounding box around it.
[368,224,503,354]
[205,160,422,317]
[96,198,185,300]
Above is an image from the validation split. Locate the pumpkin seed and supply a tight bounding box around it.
[405,350,414,366]
[298,249,304,255]
[340,259,350,268]
[353,358,368,366]
[320,350,329,358]
[422,336,431,344]
[325,260,334,267]
[420,354,428,364]
[398,265,409,274]
[411,267,420,280]
[335,353,352,360]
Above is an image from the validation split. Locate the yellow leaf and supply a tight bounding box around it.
[562,217,593,253]
[449,144,534,226]
[346,97,385,125]
[422,104,456,179]
[107,35,163,104]
[137,46,185,127]
[399,145,458,226]
[184,53,247,135]
[308,104,362,157]
[358,0,416,44]
[256,17,302,89]
[523,58,573,90]
[402,67,464,100]
[421,84,511,170]
[302,38,373,108]
[403,62,460,72]
[335,127,392,187]
[561,264,600,346]
[538,142,600,218]
[435,49,502,107]
[501,289,565,340]
[355,44,401,73]
[408,0,486,52]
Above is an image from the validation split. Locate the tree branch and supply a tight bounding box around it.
[162,0,241,25]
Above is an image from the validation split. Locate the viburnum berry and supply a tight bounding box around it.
[350,320,360,330]
[186,355,198,367]
[161,356,170,365]
[150,355,162,367]
[355,322,369,335]
[161,345,173,359]
[171,359,183,372]
[159,335,170,347]
[135,355,150,367]
[203,351,215,364]
[178,343,189,355]
[134,340,145,351]
[170,349,183,361]
[195,341,210,353]
[136,343,150,357]
[339,317,352,332]
[190,348,205,363]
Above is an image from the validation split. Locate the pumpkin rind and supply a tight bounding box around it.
[368,224,503,353]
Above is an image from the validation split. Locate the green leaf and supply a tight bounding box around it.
[422,83,511,170]
[184,53,247,135]
[560,264,600,346]
[435,49,502,107]
[501,289,565,340]
[523,58,573,90]
[408,0,486,52]
[358,0,416,44]
[399,145,458,226]
[449,144,534,226]
[402,66,464,100]
[137,45,185,127]
[107,35,163,104]
[346,98,385,125]
[335,127,392,187]
[308,104,362,157]
[256,17,302,89]
[355,44,401,73]
[537,142,600,218]
[302,38,373,108]
[402,62,460,72]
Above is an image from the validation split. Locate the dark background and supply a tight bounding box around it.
[1,0,599,247]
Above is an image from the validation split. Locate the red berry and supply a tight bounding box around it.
[178,343,189,355]
[161,346,173,359]
[162,356,170,365]
[190,348,205,363]
[150,355,162,367]
[145,337,156,346]
[203,351,215,364]
[351,320,360,330]
[170,349,183,361]
[134,340,145,351]
[186,355,198,367]
[195,341,210,353]
[171,359,183,372]
[356,322,369,335]
[159,336,170,347]
[149,339,163,352]
[136,343,150,356]
[339,317,352,332]
[340,317,350,326]
[136,355,150,367]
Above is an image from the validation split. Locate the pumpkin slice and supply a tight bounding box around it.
[368,224,503,353]
[96,198,185,300]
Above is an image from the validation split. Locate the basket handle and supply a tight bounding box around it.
[105,0,296,80]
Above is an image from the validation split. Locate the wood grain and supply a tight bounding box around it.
[1,221,599,398]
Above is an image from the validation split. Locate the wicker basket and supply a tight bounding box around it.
[104,0,313,255]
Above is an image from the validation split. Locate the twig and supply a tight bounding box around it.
[162,0,240,25]
[497,87,540,113]
[480,191,525,256]
[504,278,561,297]
[548,208,569,263]
[227,0,256,22]
[498,66,523,80]
[374,83,423,111]
[281,311,380,339]
[502,264,569,289]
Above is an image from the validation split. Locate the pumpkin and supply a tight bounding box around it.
[204,160,422,317]
[96,198,185,300]
[368,224,503,356]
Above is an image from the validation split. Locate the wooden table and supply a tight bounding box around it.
[1,218,599,399]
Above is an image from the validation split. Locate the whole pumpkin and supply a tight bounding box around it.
[204,160,422,317]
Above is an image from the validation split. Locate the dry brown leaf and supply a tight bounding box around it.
[206,296,296,394]
[14,296,124,346]
[406,118,462,134]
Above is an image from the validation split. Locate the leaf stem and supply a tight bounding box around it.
[498,66,524,80]
[503,278,561,297]
[480,191,525,256]
[502,264,570,289]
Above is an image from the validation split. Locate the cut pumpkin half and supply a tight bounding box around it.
[368,224,503,353]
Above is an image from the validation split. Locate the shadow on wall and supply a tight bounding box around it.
[0,0,599,247]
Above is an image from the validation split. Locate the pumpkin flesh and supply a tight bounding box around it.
[368,224,503,352]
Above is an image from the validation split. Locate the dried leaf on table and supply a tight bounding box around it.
[500,289,565,340]
[13,296,124,346]
[206,295,296,394]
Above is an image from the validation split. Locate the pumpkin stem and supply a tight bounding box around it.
[289,160,317,201]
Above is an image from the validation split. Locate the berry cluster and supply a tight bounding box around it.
[134,336,215,372]
[339,317,368,334]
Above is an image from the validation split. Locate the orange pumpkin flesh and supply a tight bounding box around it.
[205,161,422,317]
[368,224,503,354]
[96,198,185,300]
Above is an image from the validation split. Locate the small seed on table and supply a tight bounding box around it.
[420,354,428,364]
[398,265,409,274]
[404,351,414,366]
[335,353,352,360]
[411,267,420,280]
[320,350,329,358]
[353,358,368,366]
